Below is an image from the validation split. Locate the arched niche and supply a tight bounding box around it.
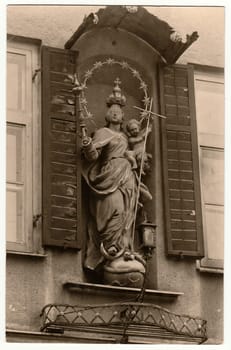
[70,26,160,287]
[73,27,160,132]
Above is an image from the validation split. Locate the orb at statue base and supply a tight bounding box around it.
[103,255,145,288]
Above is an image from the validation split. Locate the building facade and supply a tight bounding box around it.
[6,5,224,344]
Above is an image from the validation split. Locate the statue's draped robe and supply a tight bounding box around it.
[82,127,137,270]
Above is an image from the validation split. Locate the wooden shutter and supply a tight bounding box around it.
[42,46,81,248]
[159,64,204,257]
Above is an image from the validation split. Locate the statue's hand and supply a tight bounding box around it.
[82,136,92,148]
[82,137,99,161]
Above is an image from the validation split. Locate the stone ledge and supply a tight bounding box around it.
[6,329,116,343]
[63,281,183,301]
[7,250,47,258]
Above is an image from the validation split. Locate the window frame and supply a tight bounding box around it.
[6,35,43,254]
[192,64,224,273]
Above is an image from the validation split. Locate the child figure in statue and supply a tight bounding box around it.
[126,119,152,175]
[81,78,152,287]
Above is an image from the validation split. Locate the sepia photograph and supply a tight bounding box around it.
[4,1,227,346]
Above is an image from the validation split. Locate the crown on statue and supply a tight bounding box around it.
[106,78,126,107]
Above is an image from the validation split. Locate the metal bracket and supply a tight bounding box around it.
[32,68,41,82]
[33,214,42,228]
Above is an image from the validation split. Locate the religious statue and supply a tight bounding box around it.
[80,78,153,287]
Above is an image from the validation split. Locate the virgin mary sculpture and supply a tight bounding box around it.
[81,79,152,287]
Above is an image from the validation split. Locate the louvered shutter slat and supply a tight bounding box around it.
[160,64,204,257]
[42,46,81,248]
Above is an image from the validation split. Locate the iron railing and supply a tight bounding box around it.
[40,302,207,342]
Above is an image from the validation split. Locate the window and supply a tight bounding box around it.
[6,37,42,253]
[194,67,224,271]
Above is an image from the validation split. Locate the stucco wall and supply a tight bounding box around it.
[6,250,84,331]
[6,5,224,343]
[7,5,224,67]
